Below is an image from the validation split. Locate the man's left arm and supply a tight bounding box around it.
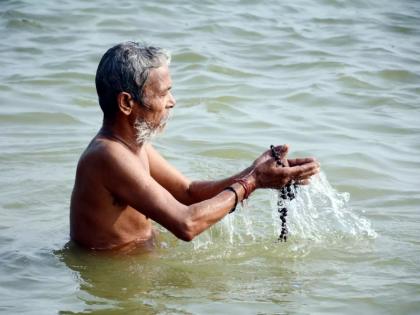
[146,144,253,205]
[147,144,317,205]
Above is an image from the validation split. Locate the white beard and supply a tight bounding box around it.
[134,113,170,145]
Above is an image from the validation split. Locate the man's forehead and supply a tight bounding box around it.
[148,65,172,89]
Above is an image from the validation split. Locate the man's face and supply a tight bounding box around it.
[132,64,175,144]
[140,64,176,129]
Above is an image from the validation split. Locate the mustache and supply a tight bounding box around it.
[159,111,171,127]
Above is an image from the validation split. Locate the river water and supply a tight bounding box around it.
[1,0,420,314]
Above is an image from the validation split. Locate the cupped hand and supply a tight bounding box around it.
[285,157,320,186]
[249,145,320,190]
[252,144,289,168]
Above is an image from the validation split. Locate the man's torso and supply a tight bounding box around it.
[70,136,153,250]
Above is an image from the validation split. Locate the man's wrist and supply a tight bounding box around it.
[236,175,257,200]
[224,186,239,213]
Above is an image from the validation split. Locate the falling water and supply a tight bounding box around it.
[272,172,377,243]
[191,171,376,251]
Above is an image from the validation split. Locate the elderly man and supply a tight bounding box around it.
[70,41,320,251]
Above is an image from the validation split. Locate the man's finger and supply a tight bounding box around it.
[289,162,320,179]
[272,144,289,159]
[296,179,310,185]
[288,157,317,167]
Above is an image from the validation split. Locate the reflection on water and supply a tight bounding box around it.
[55,242,300,314]
[56,242,169,314]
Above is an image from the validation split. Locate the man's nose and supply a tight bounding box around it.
[169,93,176,108]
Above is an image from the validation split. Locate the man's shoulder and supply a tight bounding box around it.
[78,137,136,170]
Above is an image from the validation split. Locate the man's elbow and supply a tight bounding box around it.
[175,219,199,242]
[178,232,194,242]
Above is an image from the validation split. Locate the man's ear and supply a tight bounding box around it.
[117,92,135,115]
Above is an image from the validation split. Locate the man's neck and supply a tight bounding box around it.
[100,118,143,152]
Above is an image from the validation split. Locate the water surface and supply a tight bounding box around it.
[1,0,420,314]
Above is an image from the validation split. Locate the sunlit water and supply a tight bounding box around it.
[1,0,420,314]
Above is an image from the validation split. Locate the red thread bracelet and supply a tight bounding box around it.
[236,178,252,200]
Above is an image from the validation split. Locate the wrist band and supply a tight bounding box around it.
[224,186,238,213]
[236,178,252,199]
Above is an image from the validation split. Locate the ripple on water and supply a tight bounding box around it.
[174,51,209,63]
[12,46,43,55]
[375,69,420,83]
[6,17,44,31]
[336,74,382,90]
[0,112,82,126]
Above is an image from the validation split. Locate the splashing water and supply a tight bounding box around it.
[192,171,376,250]
[271,172,377,243]
[191,200,257,251]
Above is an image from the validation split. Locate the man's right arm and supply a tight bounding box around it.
[97,145,250,241]
[103,144,319,241]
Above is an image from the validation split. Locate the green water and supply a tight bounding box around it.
[1,0,420,314]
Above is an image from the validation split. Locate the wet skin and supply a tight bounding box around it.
[70,65,320,251]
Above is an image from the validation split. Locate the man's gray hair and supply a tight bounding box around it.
[95,41,171,118]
